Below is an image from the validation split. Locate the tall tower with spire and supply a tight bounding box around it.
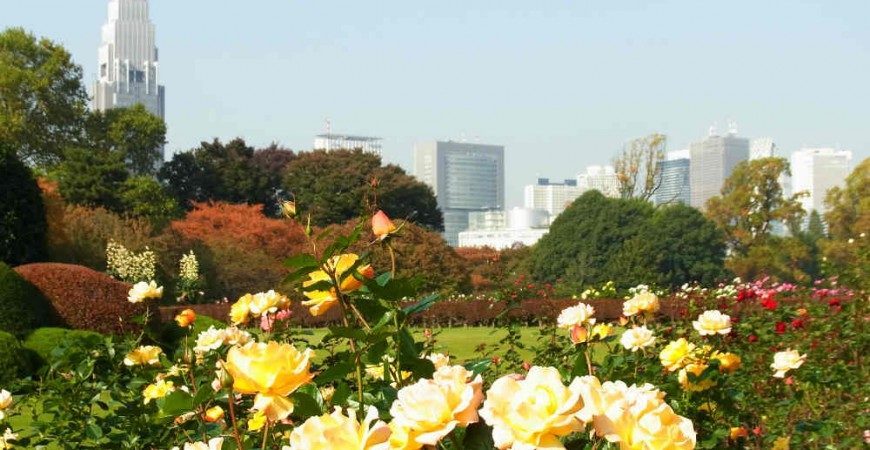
[93,0,165,120]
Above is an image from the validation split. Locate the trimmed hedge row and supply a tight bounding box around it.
[0,331,31,385]
[14,263,149,335]
[0,262,55,337]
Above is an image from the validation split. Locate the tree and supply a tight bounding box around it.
[86,105,166,175]
[614,133,666,200]
[0,146,47,265]
[251,144,296,214]
[529,191,654,289]
[283,149,443,230]
[822,158,869,290]
[705,157,805,255]
[56,147,128,212]
[0,28,88,166]
[609,204,728,288]
[119,176,181,228]
[158,138,274,209]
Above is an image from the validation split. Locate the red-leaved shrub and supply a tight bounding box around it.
[14,263,149,335]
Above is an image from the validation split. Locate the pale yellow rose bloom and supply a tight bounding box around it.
[678,363,717,392]
[0,390,11,421]
[287,406,390,450]
[659,338,696,372]
[302,254,374,316]
[225,341,315,421]
[583,379,695,450]
[142,379,174,404]
[623,292,660,317]
[194,327,226,354]
[230,294,252,325]
[389,365,484,447]
[127,280,163,303]
[479,366,586,449]
[247,290,291,317]
[692,310,732,336]
[771,349,806,378]
[203,405,225,423]
[124,345,163,366]
[620,326,656,352]
[425,353,451,370]
[711,351,741,373]
[591,323,613,340]
[557,303,596,328]
[175,437,223,450]
[248,411,267,431]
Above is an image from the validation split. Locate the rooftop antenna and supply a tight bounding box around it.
[324,118,331,151]
[727,118,738,135]
[708,122,718,137]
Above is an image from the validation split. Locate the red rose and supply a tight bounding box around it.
[828,298,841,307]
[774,322,787,334]
[748,334,758,343]
[761,296,778,311]
[790,318,805,329]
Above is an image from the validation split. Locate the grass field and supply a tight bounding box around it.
[300,326,546,363]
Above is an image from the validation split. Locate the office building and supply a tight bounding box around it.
[576,165,620,198]
[791,148,853,216]
[93,0,165,119]
[655,150,691,205]
[689,128,749,209]
[524,178,583,220]
[314,134,382,155]
[750,138,777,160]
[458,208,549,249]
[414,141,505,246]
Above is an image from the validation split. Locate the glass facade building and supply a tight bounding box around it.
[414,141,505,246]
[689,133,749,209]
[655,156,691,205]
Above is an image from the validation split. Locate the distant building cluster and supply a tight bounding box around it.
[313,134,382,156]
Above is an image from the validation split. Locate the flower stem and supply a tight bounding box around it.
[226,388,245,450]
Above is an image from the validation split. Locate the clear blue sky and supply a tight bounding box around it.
[3,0,868,207]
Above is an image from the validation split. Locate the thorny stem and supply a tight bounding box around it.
[585,345,594,375]
[339,297,366,409]
[225,387,245,450]
[261,419,270,450]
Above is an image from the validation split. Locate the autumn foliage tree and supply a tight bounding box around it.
[822,157,869,290]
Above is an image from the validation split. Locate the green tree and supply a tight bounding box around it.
[119,176,181,228]
[0,28,88,166]
[822,158,869,289]
[529,191,654,289]
[56,147,128,212]
[705,157,805,255]
[0,146,47,265]
[614,133,667,200]
[86,105,166,175]
[610,204,728,288]
[158,138,273,209]
[283,149,443,230]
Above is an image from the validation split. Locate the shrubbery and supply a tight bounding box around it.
[14,263,148,335]
[0,331,31,385]
[23,327,105,368]
[0,262,54,337]
[0,148,48,266]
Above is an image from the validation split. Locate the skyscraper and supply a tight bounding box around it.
[576,165,620,198]
[689,129,749,209]
[750,138,776,160]
[93,0,165,120]
[524,178,583,220]
[655,150,691,206]
[790,148,853,216]
[413,141,505,246]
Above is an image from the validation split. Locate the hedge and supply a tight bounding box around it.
[14,263,150,335]
[23,327,105,368]
[0,331,31,384]
[0,262,55,337]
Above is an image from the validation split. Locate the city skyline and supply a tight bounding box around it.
[2,0,868,207]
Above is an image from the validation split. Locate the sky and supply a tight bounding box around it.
[2,0,868,207]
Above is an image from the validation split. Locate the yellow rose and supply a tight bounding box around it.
[659,338,696,372]
[371,210,398,240]
[711,351,741,373]
[771,349,806,378]
[124,345,163,366]
[425,353,451,370]
[557,303,596,328]
[127,280,163,303]
[387,423,419,450]
[287,406,390,450]
[570,325,589,344]
[772,436,791,450]
[692,310,732,336]
[0,389,11,421]
[178,437,224,450]
[389,365,483,448]
[590,323,613,340]
[230,294,252,325]
[678,363,717,392]
[583,379,695,450]
[248,410,267,431]
[622,291,660,317]
[302,254,374,316]
[479,366,586,449]
[247,290,291,317]
[225,341,315,421]
[620,326,656,352]
[203,405,224,423]
[729,426,749,440]
[175,309,197,328]
[142,379,174,404]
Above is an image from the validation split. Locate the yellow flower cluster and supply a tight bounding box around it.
[583,378,696,449]
[124,345,163,366]
[389,365,484,449]
[225,341,315,421]
[302,254,374,316]
[287,406,390,450]
[620,325,656,351]
[230,290,291,325]
[558,303,604,344]
[193,326,251,354]
[692,310,732,336]
[142,379,174,404]
[178,250,200,283]
[659,339,741,392]
[127,280,163,304]
[106,240,157,283]
[622,291,661,317]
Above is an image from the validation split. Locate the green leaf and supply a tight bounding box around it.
[463,359,492,377]
[316,361,355,384]
[291,391,322,419]
[327,326,367,341]
[283,253,319,269]
[463,422,495,450]
[157,390,194,417]
[402,293,440,316]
